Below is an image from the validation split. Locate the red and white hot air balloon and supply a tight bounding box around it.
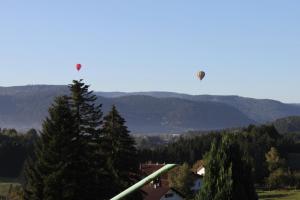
[76,64,82,71]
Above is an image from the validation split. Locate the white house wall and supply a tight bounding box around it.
[197,168,205,176]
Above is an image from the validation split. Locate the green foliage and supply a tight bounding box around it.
[67,80,109,199]
[21,80,144,200]
[265,168,293,189]
[102,105,141,199]
[139,132,221,165]
[238,125,283,183]
[23,80,111,200]
[23,96,78,200]
[195,134,257,200]
[0,129,36,178]
[140,124,289,184]
[264,147,297,189]
[168,163,194,197]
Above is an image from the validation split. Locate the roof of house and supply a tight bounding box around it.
[197,166,204,172]
[192,160,204,173]
[141,164,165,173]
[140,163,168,179]
[140,164,180,199]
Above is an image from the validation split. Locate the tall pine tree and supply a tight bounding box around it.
[195,134,257,200]
[67,80,110,199]
[102,105,140,198]
[23,96,78,200]
[24,80,112,200]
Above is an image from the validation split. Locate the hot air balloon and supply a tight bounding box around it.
[76,64,82,71]
[197,71,205,80]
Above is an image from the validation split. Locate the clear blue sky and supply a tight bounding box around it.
[1,1,299,103]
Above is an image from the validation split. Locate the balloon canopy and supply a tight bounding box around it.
[197,71,205,80]
[76,64,82,71]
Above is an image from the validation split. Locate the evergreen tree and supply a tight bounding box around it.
[24,80,111,200]
[23,96,77,200]
[102,105,140,197]
[195,135,257,200]
[67,80,111,199]
[23,157,44,200]
[68,80,103,141]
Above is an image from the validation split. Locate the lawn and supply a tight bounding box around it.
[0,177,20,197]
[0,182,12,196]
[258,189,300,200]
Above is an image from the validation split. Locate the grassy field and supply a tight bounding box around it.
[258,190,300,200]
[0,183,12,197]
[0,178,20,197]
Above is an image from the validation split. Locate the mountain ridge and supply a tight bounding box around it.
[0,85,300,133]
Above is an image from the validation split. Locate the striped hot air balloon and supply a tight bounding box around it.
[197,71,205,80]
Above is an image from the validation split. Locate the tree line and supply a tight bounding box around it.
[0,128,37,178]
[139,124,300,189]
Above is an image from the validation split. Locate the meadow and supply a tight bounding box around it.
[258,190,300,200]
[0,178,20,198]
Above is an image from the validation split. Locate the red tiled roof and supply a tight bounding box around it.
[140,164,168,180]
[140,164,165,174]
[142,185,170,200]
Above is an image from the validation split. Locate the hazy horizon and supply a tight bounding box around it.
[1,83,299,104]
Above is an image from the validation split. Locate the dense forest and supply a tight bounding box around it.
[139,125,300,184]
[1,124,300,190]
[0,128,37,178]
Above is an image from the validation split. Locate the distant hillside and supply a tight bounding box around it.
[96,92,300,122]
[0,86,300,133]
[0,85,68,129]
[0,85,68,96]
[97,95,255,133]
[273,116,300,134]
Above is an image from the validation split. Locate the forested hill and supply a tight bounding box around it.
[96,91,300,122]
[0,85,300,133]
[273,116,300,134]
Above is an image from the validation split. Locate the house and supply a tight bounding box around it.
[140,163,204,200]
[196,166,205,176]
[194,160,205,177]
[140,163,185,200]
